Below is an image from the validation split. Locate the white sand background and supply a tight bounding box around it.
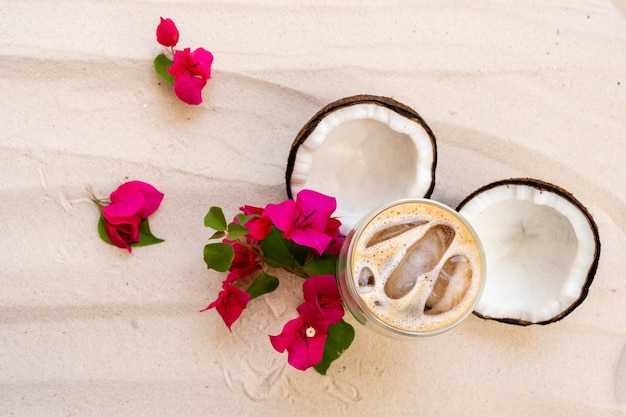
[1,1,626,416]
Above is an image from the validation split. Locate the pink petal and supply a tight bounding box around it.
[269,316,304,353]
[112,181,164,218]
[173,71,207,105]
[324,218,342,239]
[226,243,261,282]
[245,216,272,240]
[303,275,344,324]
[295,190,337,227]
[105,222,133,253]
[287,227,332,255]
[303,275,339,303]
[103,196,144,219]
[324,236,345,257]
[168,48,191,77]
[263,200,297,234]
[295,299,333,326]
[240,205,264,216]
[287,332,327,371]
[189,47,214,79]
[103,214,142,252]
[128,181,164,218]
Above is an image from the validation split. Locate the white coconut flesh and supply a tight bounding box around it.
[458,182,599,324]
[289,103,435,233]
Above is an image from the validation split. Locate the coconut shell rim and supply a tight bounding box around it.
[457,177,601,326]
[285,94,438,201]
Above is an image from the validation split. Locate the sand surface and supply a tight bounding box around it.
[2,1,626,416]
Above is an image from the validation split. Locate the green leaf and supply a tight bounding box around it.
[259,227,297,269]
[303,254,338,277]
[97,215,111,244]
[293,242,311,266]
[314,319,355,375]
[97,216,164,248]
[245,271,279,300]
[209,230,226,240]
[203,242,234,272]
[226,222,249,240]
[154,53,174,85]
[204,207,228,231]
[132,217,165,247]
[235,213,255,225]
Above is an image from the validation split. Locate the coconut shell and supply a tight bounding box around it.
[285,94,438,200]
[457,178,601,325]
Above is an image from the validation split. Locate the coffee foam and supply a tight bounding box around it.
[349,201,484,333]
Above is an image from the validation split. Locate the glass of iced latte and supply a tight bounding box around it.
[337,199,486,338]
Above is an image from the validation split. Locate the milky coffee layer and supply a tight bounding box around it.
[350,201,484,333]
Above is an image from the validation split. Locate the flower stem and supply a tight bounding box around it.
[90,194,110,208]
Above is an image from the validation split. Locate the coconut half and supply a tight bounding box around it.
[286,95,437,233]
[457,178,601,325]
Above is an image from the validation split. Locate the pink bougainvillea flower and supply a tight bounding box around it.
[202,280,251,330]
[269,302,332,371]
[99,181,164,252]
[168,47,214,105]
[263,190,339,255]
[303,275,344,324]
[156,17,179,47]
[103,214,142,253]
[238,205,272,241]
[227,242,261,282]
[104,181,164,220]
[95,181,164,253]
[170,47,213,79]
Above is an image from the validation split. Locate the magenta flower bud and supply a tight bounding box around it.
[156,17,179,47]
